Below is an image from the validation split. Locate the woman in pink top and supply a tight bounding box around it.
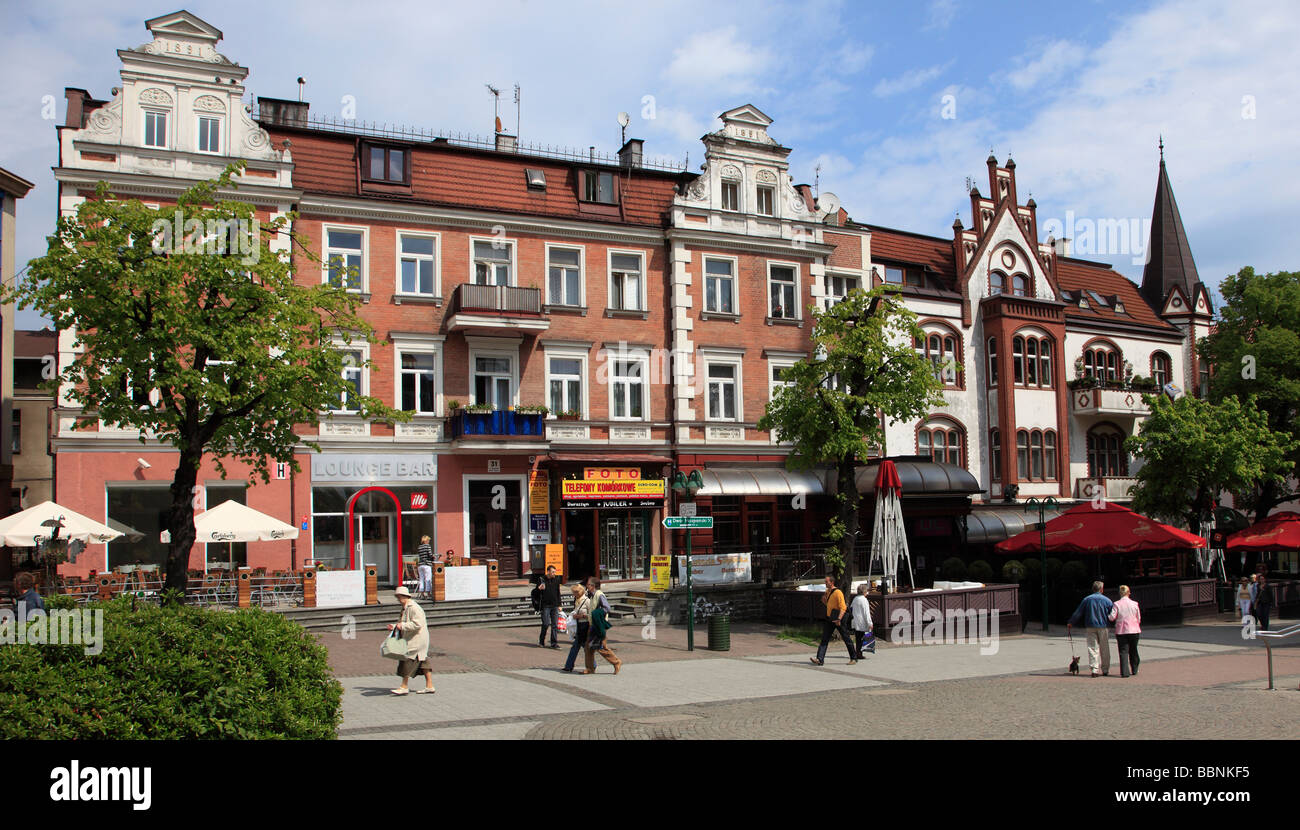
[1109,585,1142,677]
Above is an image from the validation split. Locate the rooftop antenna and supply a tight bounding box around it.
[486,84,501,133]
[814,163,822,198]
[296,77,305,102]
[965,176,972,193]
[1158,134,1164,161]
[513,84,521,139]
[617,111,630,145]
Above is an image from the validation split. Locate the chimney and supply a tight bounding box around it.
[495,133,517,152]
[256,96,310,128]
[1052,237,1071,257]
[618,138,644,169]
[63,88,91,128]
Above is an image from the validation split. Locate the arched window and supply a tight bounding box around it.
[916,324,962,386]
[1087,424,1129,478]
[1039,339,1053,388]
[1013,333,1054,388]
[1017,428,1059,480]
[989,272,1005,295]
[1013,336,1025,385]
[987,337,998,386]
[1044,430,1057,480]
[1151,352,1171,388]
[1030,430,1044,479]
[1083,342,1121,382]
[918,418,965,467]
[1025,338,1038,386]
[1012,274,1029,297]
[1016,431,1029,479]
[990,430,1001,481]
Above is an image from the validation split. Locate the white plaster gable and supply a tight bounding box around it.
[966,207,1054,306]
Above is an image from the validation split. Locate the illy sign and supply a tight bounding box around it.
[410,492,430,510]
[311,453,437,483]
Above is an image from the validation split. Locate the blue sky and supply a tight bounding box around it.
[3,0,1297,328]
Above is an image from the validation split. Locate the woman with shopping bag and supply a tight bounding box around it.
[386,586,434,695]
[562,582,590,673]
[584,577,622,675]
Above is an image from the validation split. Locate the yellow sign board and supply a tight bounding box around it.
[529,470,550,514]
[562,479,665,499]
[583,467,642,481]
[649,554,672,592]
[544,543,564,575]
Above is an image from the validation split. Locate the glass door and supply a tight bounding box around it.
[356,514,395,584]
[601,516,628,580]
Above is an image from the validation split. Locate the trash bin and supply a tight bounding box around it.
[707,613,731,651]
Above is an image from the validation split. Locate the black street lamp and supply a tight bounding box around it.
[670,469,704,651]
[1024,496,1059,632]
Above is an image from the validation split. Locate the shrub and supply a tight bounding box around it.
[1061,561,1091,587]
[940,557,967,581]
[967,560,994,583]
[1044,557,1063,585]
[1001,559,1026,583]
[0,597,341,739]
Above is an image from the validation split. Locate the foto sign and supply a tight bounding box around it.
[663,516,713,529]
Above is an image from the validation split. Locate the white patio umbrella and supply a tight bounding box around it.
[0,501,123,547]
[193,500,299,571]
[867,461,914,591]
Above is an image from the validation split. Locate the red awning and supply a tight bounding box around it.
[1227,511,1300,552]
[995,501,1207,555]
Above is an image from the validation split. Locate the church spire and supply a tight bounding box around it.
[1140,140,1201,312]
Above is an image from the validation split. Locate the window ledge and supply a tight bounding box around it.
[765,316,802,327]
[605,309,648,320]
[392,294,443,307]
[360,180,413,196]
[700,311,741,322]
[546,304,588,316]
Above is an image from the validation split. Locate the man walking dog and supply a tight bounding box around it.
[1067,581,1115,677]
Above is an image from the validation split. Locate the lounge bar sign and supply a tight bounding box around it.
[562,473,665,509]
[311,453,437,483]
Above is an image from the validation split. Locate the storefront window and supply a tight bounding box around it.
[106,485,171,570]
[205,482,247,567]
[311,485,435,577]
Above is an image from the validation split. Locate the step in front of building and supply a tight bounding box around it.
[279,591,640,632]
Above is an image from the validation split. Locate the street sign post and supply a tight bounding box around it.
[662,516,713,529]
[679,502,697,518]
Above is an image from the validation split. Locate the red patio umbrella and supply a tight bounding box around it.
[995,501,1207,555]
[1226,511,1300,552]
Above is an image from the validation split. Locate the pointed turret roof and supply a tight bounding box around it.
[1140,141,1203,311]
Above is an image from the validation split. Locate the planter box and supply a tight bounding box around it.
[448,410,546,438]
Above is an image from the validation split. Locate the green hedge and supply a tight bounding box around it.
[940,557,967,581]
[0,597,341,739]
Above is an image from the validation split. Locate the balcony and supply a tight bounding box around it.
[1070,386,1152,418]
[446,410,546,440]
[446,284,549,334]
[1075,476,1138,500]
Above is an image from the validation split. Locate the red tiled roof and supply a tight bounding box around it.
[272,128,683,228]
[863,226,957,287]
[13,329,56,357]
[1055,258,1174,330]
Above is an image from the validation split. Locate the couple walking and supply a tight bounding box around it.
[559,576,621,674]
[1067,581,1142,678]
[810,576,875,666]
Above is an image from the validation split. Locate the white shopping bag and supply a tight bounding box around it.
[560,612,575,639]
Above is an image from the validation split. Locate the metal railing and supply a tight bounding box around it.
[251,105,688,172]
[452,283,543,315]
[1256,621,1300,690]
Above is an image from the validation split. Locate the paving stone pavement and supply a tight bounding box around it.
[332,619,1300,740]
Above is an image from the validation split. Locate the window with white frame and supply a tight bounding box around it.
[768,264,797,319]
[329,350,364,413]
[609,252,643,312]
[548,246,582,307]
[143,110,168,148]
[721,181,740,211]
[473,240,513,286]
[704,258,735,314]
[473,356,513,410]
[756,186,774,216]
[398,351,437,414]
[547,356,584,416]
[769,361,795,400]
[197,116,220,154]
[398,233,437,296]
[610,358,645,419]
[824,273,858,307]
[324,228,364,292]
[706,363,738,421]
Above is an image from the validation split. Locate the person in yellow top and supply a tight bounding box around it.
[811,575,858,666]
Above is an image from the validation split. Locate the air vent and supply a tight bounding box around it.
[525,168,546,189]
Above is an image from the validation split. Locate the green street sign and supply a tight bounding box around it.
[663,516,713,529]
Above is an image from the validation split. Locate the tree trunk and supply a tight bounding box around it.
[836,453,859,594]
[163,448,202,599]
[1255,478,1280,525]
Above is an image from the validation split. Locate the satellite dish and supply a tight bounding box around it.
[617,112,631,127]
[817,192,841,218]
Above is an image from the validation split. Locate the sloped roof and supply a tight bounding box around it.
[1055,258,1175,330]
[1140,154,1201,310]
[861,225,957,287]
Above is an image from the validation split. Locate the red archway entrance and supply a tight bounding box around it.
[346,486,404,573]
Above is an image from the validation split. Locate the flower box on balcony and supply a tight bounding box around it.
[448,410,546,438]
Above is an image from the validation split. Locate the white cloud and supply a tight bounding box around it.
[872,63,949,97]
[664,26,771,96]
[1003,40,1088,90]
[924,0,959,31]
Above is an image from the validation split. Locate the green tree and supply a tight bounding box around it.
[8,165,404,595]
[757,287,945,587]
[1198,267,1300,521]
[1127,394,1295,531]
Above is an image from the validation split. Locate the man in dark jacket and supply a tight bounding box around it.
[536,565,563,648]
[15,573,44,616]
[1068,581,1115,677]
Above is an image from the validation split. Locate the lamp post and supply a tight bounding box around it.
[1024,497,1059,632]
[670,469,704,651]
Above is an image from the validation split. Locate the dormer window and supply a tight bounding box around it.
[144,110,168,148]
[362,143,409,184]
[579,170,617,204]
[525,169,546,189]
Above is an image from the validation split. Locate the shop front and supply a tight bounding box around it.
[553,461,666,583]
[309,452,436,587]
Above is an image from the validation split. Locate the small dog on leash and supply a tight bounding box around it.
[1068,655,1080,675]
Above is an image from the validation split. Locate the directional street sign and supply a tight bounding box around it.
[663,516,713,529]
